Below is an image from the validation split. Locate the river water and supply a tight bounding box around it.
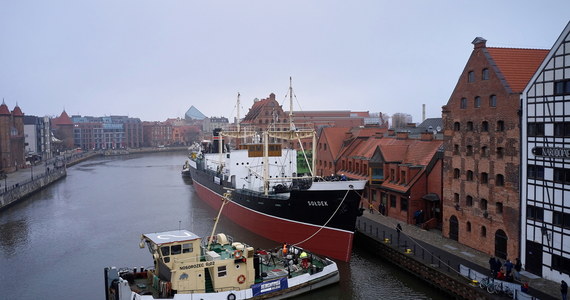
[0,152,446,300]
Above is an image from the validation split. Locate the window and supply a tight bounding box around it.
[552,254,570,275]
[481,226,487,237]
[528,165,545,180]
[474,97,481,108]
[466,221,471,232]
[497,120,505,132]
[489,95,497,107]
[454,122,461,131]
[390,195,396,207]
[453,168,460,179]
[466,145,473,156]
[496,147,504,159]
[482,121,489,132]
[496,202,503,214]
[468,71,475,82]
[554,168,570,184]
[528,123,545,136]
[460,98,467,109]
[217,265,227,277]
[372,167,384,180]
[553,211,570,228]
[467,170,474,181]
[182,243,193,253]
[454,193,459,203]
[466,195,473,206]
[171,245,181,255]
[481,172,488,184]
[495,174,504,186]
[481,146,489,157]
[161,246,170,256]
[400,197,408,211]
[554,122,570,137]
[324,144,327,151]
[554,80,570,95]
[526,205,544,221]
[482,68,489,80]
[467,122,474,131]
[400,171,406,184]
[454,144,460,155]
[480,198,488,210]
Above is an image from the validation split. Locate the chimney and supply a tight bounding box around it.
[269,93,276,101]
[396,132,409,140]
[422,104,426,122]
[420,131,433,141]
[388,129,395,136]
[472,37,487,49]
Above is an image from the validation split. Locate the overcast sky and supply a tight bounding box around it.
[1,1,569,123]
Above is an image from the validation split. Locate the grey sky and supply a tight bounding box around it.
[1,1,568,122]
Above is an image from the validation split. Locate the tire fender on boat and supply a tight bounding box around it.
[237,274,246,284]
[234,250,243,259]
[227,293,236,300]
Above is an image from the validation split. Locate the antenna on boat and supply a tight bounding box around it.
[237,92,241,135]
[178,220,181,231]
[289,76,295,131]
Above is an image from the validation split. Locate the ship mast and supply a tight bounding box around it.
[289,77,295,131]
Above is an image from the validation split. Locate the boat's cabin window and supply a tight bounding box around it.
[171,245,182,255]
[183,243,193,253]
[161,246,170,256]
[217,265,227,277]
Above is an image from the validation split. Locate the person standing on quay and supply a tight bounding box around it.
[514,258,522,281]
[562,280,568,300]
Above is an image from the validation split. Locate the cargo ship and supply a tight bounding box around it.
[187,79,366,262]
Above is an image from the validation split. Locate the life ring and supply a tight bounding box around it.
[234,250,243,259]
[237,274,246,284]
[227,293,236,300]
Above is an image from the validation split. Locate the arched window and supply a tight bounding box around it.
[454,144,460,155]
[497,120,505,131]
[454,122,461,131]
[466,221,472,232]
[466,145,473,156]
[489,95,497,107]
[496,174,505,186]
[466,195,473,206]
[482,68,489,80]
[480,198,488,210]
[474,97,481,108]
[467,122,474,131]
[482,121,489,132]
[460,98,467,109]
[454,193,459,203]
[481,172,488,184]
[467,170,474,181]
[453,168,460,179]
[481,226,487,237]
[468,71,475,83]
[481,146,489,158]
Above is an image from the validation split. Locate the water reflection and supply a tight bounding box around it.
[0,219,29,258]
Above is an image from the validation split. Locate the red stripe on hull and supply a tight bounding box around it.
[193,181,354,262]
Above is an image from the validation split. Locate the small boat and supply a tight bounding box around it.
[104,231,339,299]
[181,160,191,177]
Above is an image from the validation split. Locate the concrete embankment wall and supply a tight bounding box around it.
[355,230,491,300]
[0,168,67,211]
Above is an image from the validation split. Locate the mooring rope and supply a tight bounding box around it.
[292,188,352,247]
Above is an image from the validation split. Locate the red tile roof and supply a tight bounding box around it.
[486,47,549,93]
[53,110,73,125]
[0,103,10,115]
[11,105,23,116]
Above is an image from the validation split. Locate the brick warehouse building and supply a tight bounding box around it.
[442,37,548,259]
[0,102,25,172]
